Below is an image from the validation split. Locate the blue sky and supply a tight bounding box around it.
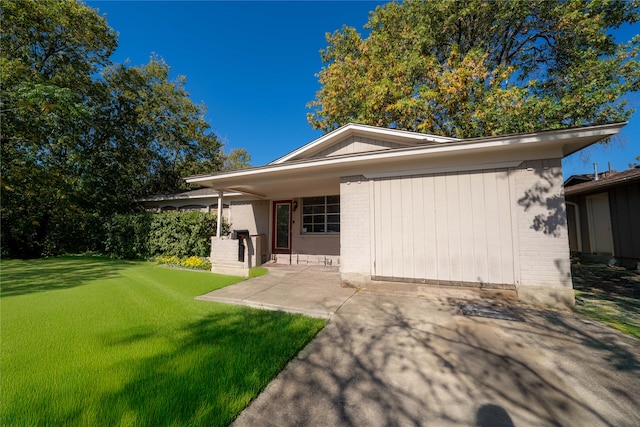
[88,0,639,177]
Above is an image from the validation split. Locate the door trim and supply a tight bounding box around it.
[272,200,292,254]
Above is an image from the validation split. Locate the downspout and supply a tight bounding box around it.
[217,191,223,238]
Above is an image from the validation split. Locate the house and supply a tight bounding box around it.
[138,187,230,221]
[564,166,640,265]
[185,122,626,308]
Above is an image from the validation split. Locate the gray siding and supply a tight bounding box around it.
[610,181,640,259]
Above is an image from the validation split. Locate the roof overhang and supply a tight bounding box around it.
[565,169,640,196]
[186,122,626,199]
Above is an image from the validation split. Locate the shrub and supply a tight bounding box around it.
[103,213,152,259]
[148,211,216,258]
[104,211,228,260]
[156,255,212,271]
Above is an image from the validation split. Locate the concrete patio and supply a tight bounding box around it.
[198,264,640,426]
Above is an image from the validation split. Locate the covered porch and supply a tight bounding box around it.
[194,171,341,276]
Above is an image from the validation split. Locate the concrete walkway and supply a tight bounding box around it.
[199,264,640,426]
[196,264,357,319]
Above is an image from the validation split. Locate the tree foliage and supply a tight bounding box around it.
[308,0,640,137]
[104,211,228,260]
[0,0,231,257]
[222,147,252,171]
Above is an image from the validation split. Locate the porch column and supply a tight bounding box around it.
[216,190,223,237]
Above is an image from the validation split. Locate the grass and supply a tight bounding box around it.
[249,266,269,278]
[0,256,325,426]
[572,263,640,339]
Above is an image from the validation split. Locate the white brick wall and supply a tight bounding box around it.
[340,176,372,278]
[514,159,571,289]
[210,234,263,276]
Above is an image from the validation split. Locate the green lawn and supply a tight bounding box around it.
[0,256,325,426]
[572,263,640,339]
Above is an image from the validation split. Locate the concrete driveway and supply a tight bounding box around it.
[199,265,640,426]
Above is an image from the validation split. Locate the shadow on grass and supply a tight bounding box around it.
[94,308,324,427]
[571,263,640,338]
[0,256,134,297]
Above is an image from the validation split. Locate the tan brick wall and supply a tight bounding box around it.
[228,200,269,235]
[339,175,372,283]
[290,201,340,256]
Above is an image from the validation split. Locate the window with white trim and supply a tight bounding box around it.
[302,195,340,234]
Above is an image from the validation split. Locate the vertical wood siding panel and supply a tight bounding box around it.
[350,136,357,154]
[380,179,394,277]
[457,172,476,282]
[626,184,640,258]
[484,170,502,283]
[411,176,427,278]
[446,173,462,281]
[372,168,516,285]
[424,174,438,279]
[390,179,405,278]
[401,177,415,278]
[496,170,515,284]
[470,172,489,282]
[434,174,450,281]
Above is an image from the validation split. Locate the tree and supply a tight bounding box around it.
[308,0,640,138]
[91,57,223,203]
[222,148,252,171]
[1,0,117,257]
[0,0,227,257]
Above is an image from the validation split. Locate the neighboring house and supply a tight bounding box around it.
[564,167,640,264]
[138,187,230,221]
[184,122,625,308]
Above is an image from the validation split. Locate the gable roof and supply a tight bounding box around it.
[270,123,460,164]
[185,122,626,200]
[564,167,640,196]
[563,174,595,187]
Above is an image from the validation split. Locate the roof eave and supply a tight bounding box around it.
[186,123,625,189]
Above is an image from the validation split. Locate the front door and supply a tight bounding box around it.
[272,200,292,254]
[587,192,614,255]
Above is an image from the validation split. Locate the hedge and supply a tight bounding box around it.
[104,211,229,259]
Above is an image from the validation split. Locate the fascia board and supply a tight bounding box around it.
[187,123,625,188]
[137,191,243,202]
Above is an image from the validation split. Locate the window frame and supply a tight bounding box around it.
[301,195,340,235]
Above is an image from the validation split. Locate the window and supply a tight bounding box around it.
[302,195,340,234]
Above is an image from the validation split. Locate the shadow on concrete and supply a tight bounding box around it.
[476,404,514,427]
[233,295,640,426]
